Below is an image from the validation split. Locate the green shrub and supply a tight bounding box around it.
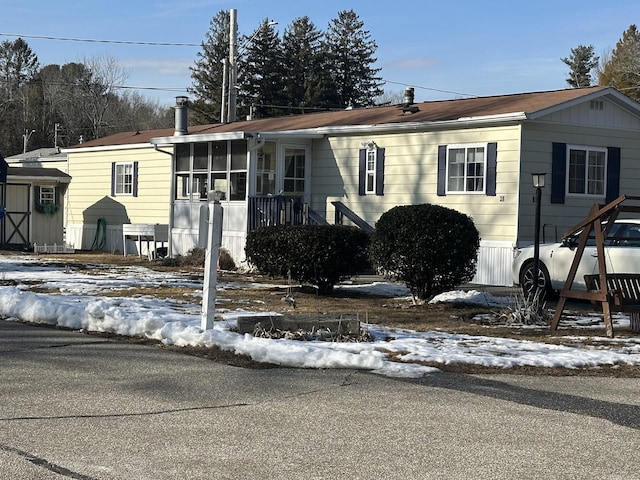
[369,204,480,302]
[245,225,370,294]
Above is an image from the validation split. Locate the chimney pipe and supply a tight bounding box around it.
[174,96,189,136]
[403,87,415,105]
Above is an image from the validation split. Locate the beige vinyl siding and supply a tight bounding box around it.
[518,121,640,246]
[65,146,171,251]
[66,147,171,226]
[310,125,522,244]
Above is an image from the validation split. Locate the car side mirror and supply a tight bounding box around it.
[562,237,576,249]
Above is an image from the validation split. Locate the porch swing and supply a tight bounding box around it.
[550,195,640,337]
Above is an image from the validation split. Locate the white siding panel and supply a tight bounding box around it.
[471,241,515,286]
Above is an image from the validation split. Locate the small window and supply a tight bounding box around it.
[446,144,486,193]
[365,148,376,194]
[567,146,606,196]
[590,100,604,111]
[39,186,55,205]
[114,163,134,195]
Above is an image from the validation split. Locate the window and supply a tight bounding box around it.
[173,140,247,202]
[256,142,277,195]
[446,144,486,193]
[437,143,496,196]
[284,148,306,196]
[365,148,376,194]
[551,143,619,204]
[358,144,385,196]
[567,146,606,196]
[39,186,55,205]
[111,162,138,197]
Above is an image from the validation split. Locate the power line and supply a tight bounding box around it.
[0,32,200,47]
[382,79,477,98]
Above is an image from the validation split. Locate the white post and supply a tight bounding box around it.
[201,198,223,330]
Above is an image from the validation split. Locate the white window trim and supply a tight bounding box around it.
[39,186,56,204]
[565,144,607,198]
[445,143,487,194]
[365,147,377,195]
[114,162,134,196]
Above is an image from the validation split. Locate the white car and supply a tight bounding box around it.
[512,219,640,295]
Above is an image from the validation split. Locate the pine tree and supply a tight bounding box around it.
[561,45,599,88]
[189,10,230,124]
[324,10,383,109]
[238,19,286,119]
[0,38,39,101]
[281,16,326,113]
[599,24,640,100]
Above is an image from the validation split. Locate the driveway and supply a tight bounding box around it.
[1,320,639,479]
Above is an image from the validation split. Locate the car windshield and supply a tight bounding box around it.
[564,221,640,247]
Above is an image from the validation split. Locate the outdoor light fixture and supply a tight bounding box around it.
[531,172,546,303]
[532,173,546,188]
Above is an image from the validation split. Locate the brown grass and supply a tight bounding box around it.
[23,251,640,376]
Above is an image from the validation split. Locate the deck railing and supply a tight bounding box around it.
[248,195,328,231]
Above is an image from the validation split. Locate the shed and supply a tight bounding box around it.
[0,156,71,249]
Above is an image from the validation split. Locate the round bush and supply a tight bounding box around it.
[245,224,370,294]
[369,204,480,301]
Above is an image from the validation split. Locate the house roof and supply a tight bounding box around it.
[65,86,639,149]
[6,147,67,163]
[7,166,71,182]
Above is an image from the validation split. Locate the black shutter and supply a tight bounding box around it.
[111,162,116,196]
[437,145,447,196]
[375,148,385,196]
[0,154,7,183]
[358,149,366,196]
[485,142,497,196]
[551,142,566,204]
[606,147,621,203]
[34,186,41,204]
[133,161,139,197]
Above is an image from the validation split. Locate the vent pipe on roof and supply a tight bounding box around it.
[174,96,189,136]
[403,87,415,105]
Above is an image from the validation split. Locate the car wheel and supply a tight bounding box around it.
[520,261,551,299]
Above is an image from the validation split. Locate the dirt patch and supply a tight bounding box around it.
[14,251,640,376]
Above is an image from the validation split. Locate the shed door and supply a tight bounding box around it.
[1,183,31,246]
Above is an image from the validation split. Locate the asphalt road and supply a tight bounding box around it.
[1,320,639,480]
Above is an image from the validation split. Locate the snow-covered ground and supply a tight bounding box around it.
[1,253,639,378]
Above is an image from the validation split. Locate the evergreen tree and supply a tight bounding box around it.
[189,10,230,124]
[0,38,39,101]
[238,19,286,118]
[324,10,383,109]
[281,17,335,113]
[561,44,599,88]
[0,38,40,154]
[599,24,640,100]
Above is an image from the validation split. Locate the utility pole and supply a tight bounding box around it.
[228,8,238,123]
[22,129,35,154]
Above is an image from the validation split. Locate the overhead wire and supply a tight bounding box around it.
[0,32,478,101]
[0,32,200,47]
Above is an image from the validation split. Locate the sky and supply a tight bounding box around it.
[3,0,639,107]
[1,253,639,378]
